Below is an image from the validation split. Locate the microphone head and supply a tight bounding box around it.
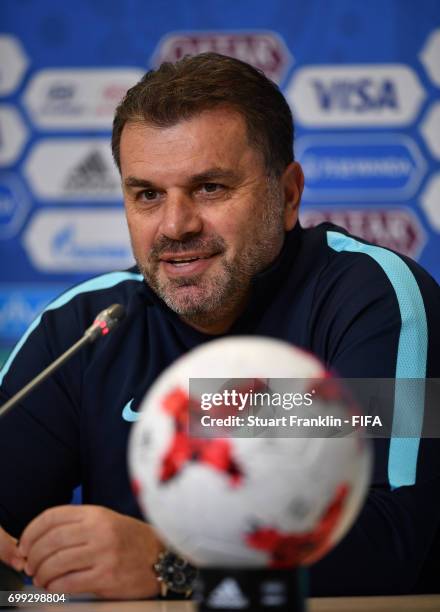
[105,303,125,323]
[87,303,126,340]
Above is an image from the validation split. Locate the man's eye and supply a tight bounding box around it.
[138,189,157,201]
[202,183,221,193]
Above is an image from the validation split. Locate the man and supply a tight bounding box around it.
[0,53,439,598]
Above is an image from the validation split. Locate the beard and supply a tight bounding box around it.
[135,183,285,330]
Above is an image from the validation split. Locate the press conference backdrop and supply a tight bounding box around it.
[0,0,440,365]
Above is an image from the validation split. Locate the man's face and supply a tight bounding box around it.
[120,107,301,333]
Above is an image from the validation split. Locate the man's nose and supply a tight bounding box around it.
[159,192,203,241]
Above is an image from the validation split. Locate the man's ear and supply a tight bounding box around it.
[281,162,304,231]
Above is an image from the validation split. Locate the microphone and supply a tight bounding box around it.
[83,303,125,341]
[0,303,125,419]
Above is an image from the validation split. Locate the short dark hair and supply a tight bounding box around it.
[112,52,294,177]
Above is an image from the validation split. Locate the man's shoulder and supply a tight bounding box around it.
[9,268,145,354]
[40,267,146,320]
[0,268,147,389]
[300,223,440,353]
[55,267,145,305]
[302,222,439,297]
[300,224,440,377]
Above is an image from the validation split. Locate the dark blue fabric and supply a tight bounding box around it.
[1,222,439,595]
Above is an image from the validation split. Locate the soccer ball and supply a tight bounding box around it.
[128,337,372,568]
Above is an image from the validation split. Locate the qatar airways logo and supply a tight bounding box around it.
[300,208,425,259]
[152,31,292,83]
[287,65,425,126]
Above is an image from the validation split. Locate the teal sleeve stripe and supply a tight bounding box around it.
[326,231,428,488]
[0,271,144,387]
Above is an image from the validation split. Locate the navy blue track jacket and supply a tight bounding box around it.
[1,222,439,596]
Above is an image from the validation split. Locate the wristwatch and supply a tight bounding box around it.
[154,549,198,598]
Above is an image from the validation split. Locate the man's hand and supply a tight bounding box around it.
[18,506,164,599]
[0,525,25,572]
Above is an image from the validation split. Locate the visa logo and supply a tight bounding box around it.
[287,65,425,127]
[312,79,398,112]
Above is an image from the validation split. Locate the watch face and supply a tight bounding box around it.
[156,551,198,594]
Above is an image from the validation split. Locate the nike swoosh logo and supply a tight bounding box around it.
[122,398,140,422]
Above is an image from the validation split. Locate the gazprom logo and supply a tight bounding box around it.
[297,134,426,201]
[287,65,425,126]
[23,209,134,272]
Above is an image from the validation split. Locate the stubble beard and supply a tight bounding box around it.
[136,184,285,329]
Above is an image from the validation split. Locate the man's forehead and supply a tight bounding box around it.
[123,167,240,189]
[121,107,249,143]
[119,108,262,179]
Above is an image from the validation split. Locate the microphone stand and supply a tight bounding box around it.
[0,303,125,419]
[0,333,95,419]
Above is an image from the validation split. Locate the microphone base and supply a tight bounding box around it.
[195,566,307,611]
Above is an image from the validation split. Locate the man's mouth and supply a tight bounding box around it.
[159,252,220,276]
[164,255,211,265]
